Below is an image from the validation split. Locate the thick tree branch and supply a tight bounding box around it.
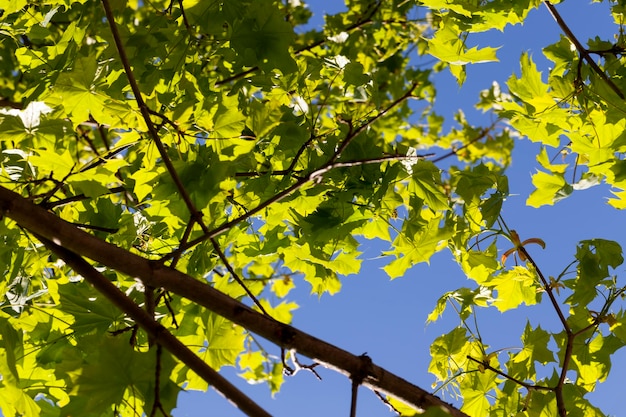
[39,235,271,417]
[0,185,468,417]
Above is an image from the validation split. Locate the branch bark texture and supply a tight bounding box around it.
[0,185,468,417]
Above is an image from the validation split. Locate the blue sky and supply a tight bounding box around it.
[171,2,626,417]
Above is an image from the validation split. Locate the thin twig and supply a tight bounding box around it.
[431,121,499,164]
[148,344,164,417]
[176,0,191,33]
[518,246,570,417]
[543,1,625,99]
[161,84,419,261]
[100,0,208,233]
[39,186,127,209]
[0,98,23,109]
[210,237,271,316]
[466,355,552,391]
[169,217,196,269]
[519,247,570,335]
[235,154,432,177]
[329,84,419,165]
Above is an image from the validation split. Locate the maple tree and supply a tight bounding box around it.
[1,0,626,416]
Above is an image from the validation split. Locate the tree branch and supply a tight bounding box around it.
[210,237,270,316]
[101,0,208,233]
[0,98,23,109]
[37,186,127,209]
[162,83,420,261]
[38,235,272,417]
[543,1,625,99]
[466,355,552,392]
[0,185,469,417]
[519,247,570,335]
[234,154,431,178]
[518,246,570,417]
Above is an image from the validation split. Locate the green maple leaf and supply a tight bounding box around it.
[230,0,297,74]
[491,266,540,312]
[59,281,124,335]
[64,335,176,416]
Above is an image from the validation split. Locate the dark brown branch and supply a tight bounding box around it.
[0,185,469,417]
[350,354,373,417]
[79,143,135,172]
[101,0,208,233]
[70,222,119,234]
[175,0,191,33]
[0,98,23,109]
[38,169,74,207]
[555,331,573,417]
[543,1,625,100]
[148,345,169,417]
[39,235,272,417]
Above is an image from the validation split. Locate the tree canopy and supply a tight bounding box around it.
[1,1,626,416]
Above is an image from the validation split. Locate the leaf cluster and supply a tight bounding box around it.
[0,0,625,417]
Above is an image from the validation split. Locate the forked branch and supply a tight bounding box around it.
[162,83,420,261]
[0,185,469,417]
[543,1,625,99]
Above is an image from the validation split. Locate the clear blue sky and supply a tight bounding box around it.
[172,2,625,417]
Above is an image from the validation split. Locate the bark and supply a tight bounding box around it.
[0,185,468,417]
